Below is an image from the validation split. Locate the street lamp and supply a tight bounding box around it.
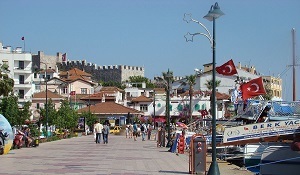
[184,2,224,175]
[34,62,49,138]
[165,69,172,147]
[153,89,156,129]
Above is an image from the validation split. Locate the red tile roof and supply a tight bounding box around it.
[77,102,143,115]
[131,95,152,102]
[33,90,64,99]
[59,68,91,77]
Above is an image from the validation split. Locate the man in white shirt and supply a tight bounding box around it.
[94,121,103,144]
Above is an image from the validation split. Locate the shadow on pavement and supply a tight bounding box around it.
[159,170,190,174]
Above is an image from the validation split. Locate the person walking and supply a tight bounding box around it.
[125,125,129,138]
[128,124,133,139]
[102,122,109,144]
[133,122,138,141]
[94,121,103,144]
[141,123,147,141]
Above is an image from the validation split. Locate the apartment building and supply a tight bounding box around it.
[0,42,34,105]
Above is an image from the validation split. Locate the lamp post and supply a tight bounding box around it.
[165,69,172,147]
[184,2,224,175]
[153,89,156,129]
[34,62,48,138]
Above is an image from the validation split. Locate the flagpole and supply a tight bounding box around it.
[22,36,25,53]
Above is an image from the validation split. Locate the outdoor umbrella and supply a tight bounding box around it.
[176,122,188,129]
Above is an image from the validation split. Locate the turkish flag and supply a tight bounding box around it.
[21,36,25,40]
[240,77,266,100]
[70,91,76,95]
[216,59,237,76]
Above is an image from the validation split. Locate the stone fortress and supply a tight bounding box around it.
[33,51,145,83]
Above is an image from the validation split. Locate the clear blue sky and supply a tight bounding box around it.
[0,0,299,101]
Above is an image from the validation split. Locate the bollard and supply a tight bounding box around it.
[189,134,206,174]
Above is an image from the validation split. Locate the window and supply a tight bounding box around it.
[81,88,87,94]
[140,104,148,112]
[19,61,24,69]
[62,87,68,94]
[19,75,25,84]
[19,90,24,98]
[37,103,40,109]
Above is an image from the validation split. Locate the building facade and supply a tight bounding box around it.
[0,42,34,105]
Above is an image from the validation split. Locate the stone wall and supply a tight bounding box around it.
[57,60,144,83]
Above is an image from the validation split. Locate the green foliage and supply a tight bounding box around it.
[205,79,221,90]
[0,95,20,126]
[0,64,14,97]
[100,80,126,89]
[28,124,40,137]
[128,75,154,88]
[39,99,57,127]
[181,74,197,123]
[80,110,97,130]
[18,101,32,126]
[56,99,79,131]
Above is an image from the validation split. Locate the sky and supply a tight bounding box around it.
[0,0,299,101]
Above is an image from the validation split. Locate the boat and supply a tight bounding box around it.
[259,145,300,175]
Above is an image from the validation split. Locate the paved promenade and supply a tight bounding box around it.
[0,134,253,175]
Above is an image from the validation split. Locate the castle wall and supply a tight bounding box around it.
[57,60,144,83]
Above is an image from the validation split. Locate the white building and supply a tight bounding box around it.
[0,42,34,105]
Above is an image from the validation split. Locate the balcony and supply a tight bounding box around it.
[14,67,32,74]
[14,81,32,88]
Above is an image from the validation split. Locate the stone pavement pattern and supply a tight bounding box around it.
[0,134,253,175]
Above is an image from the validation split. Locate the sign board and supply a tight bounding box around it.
[223,119,300,143]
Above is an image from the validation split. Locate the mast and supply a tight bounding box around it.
[292,28,296,101]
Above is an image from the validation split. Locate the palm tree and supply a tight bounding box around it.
[181,74,197,124]
[204,79,221,90]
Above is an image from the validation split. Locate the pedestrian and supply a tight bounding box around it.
[94,121,103,144]
[147,124,152,140]
[133,122,138,141]
[102,122,109,144]
[125,125,129,138]
[93,121,97,141]
[141,123,147,141]
[128,123,133,139]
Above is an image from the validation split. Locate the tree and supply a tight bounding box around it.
[0,64,14,96]
[18,101,32,126]
[80,110,97,131]
[204,79,221,90]
[100,80,126,89]
[39,99,57,127]
[181,74,197,123]
[0,95,19,126]
[56,99,79,131]
[128,76,154,88]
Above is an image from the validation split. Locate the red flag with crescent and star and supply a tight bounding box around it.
[240,77,266,100]
[216,59,237,76]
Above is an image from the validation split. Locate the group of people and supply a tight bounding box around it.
[16,126,33,147]
[125,122,152,141]
[94,121,110,144]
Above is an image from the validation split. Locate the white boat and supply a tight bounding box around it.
[259,145,300,175]
[243,142,290,168]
